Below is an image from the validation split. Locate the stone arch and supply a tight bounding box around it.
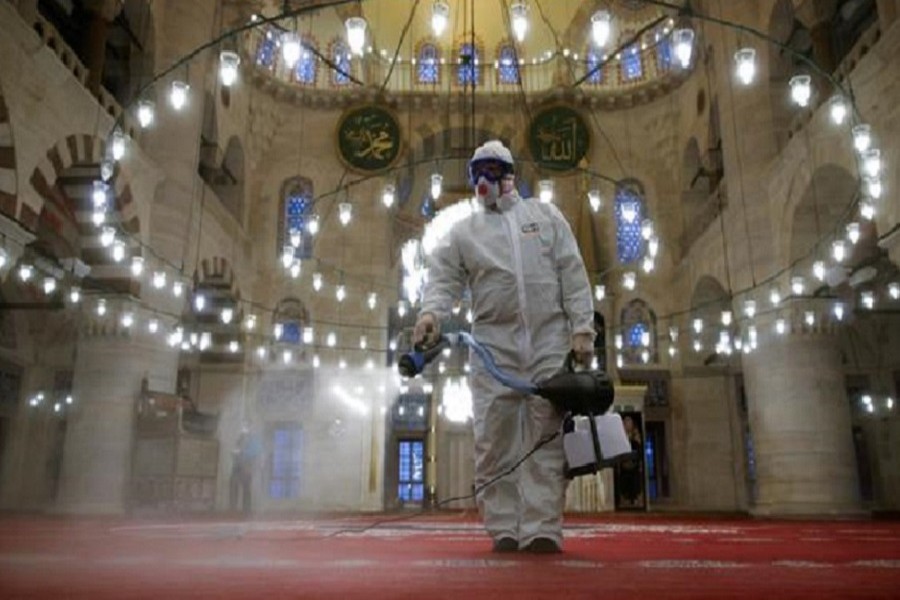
[273,296,311,346]
[619,298,658,365]
[27,134,141,293]
[0,83,17,222]
[190,256,244,360]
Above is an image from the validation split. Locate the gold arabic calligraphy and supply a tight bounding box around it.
[536,117,580,162]
[345,120,396,161]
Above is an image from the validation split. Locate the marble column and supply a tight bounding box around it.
[742,315,863,515]
[55,313,178,514]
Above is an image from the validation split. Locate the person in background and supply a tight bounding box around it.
[229,425,260,516]
[414,140,595,554]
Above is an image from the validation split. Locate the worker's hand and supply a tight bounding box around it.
[571,332,595,367]
[413,312,441,348]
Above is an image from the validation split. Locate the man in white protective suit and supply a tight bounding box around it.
[414,140,595,554]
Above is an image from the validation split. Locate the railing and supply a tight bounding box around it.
[23,9,136,137]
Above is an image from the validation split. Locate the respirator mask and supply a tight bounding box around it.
[469,159,514,209]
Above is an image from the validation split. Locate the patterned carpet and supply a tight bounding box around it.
[1,513,899,598]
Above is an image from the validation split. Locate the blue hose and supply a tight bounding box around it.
[440,333,537,395]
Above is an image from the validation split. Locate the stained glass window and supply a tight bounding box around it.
[615,182,645,263]
[281,178,315,260]
[586,48,604,84]
[332,40,351,85]
[280,322,301,344]
[655,29,673,72]
[398,439,425,502]
[417,43,440,84]
[497,44,520,84]
[269,425,302,499]
[256,28,277,69]
[295,40,318,84]
[620,299,657,365]
[622,44,643,81]
[457,43,480,86]
[628,322,648,349]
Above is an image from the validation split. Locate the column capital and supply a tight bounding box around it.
[0,213,36,282]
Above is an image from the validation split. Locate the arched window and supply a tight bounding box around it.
[417,43,440,84]
[620,299,657,365]
[655,28,672,72]
[295,37,318,84]
[279,177,315,261]
[331,39,351,85]
[456,42,481,86]
[585,48,604,84]
[256,27,277,69]
[497,43,520,84]
[615,180,645,264]
[621,43,643,81]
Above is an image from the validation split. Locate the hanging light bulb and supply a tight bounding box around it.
[775,317,787,335]
[789,75,812,107]
[398,299,408,317]
[326,331,337,347]
[274,323,284,339]
[100,226,115,247]
[130,256,144,277]
[302,327,314,344]
[832,240,847,262]
[289,228,302,248]
[668,325,679,342]
[111,239,126,262]
[339,202,353,226]
[100,158,115,182]
[368,292,378,310]
[92,209,106,226]
[833,302,845,321]
[591,10,612,47]
[748,325,758,349]
[860,199,876,221]
[623,271,636,290]
[283,349,293,364]
[147,318,159,333]
[220,307,234,324]
[92,180,108,208]
[861,290,875,309]
[648,235,660,258]
[734,48,756,85]
[539,180,554,203]
[620,200,638,223]
[245,314,257,330]
[829,96,848,125]
[641,256,655,273]
[69,286,81,304]
[110,128,126,161]
[43,277,56,295]
[614,333,623,349]
[692,318,704,334]
[345,17,367,56]
[721,310,732,326]
[510,2,528,42]
[96,298,107,316]
[431,173,443,200]
[290,261,301,279]
[313,272,323,291]
[804,311,815,326]
[862,148,881,177]
[136,100,155,128]
[219,51,240,87]
[791,276,805,295]
[336,284,346,302]
[18,264,33,282]
[813,260,826,281]
[588,189,602,212]
[889,282,900,300]
[194,293,206,312]
[844,222,860,245]
[641,218,654,240]
[172,280,184,297]
[692,339,702,353]
[281,245,295,269]
[744,299,756,319]
[382,183,396,208]
[852,124,872,153]
[640,330,651,347]
[594,284,605,301]
[282,31,302,67]
[170,80,189,110]
[153,271,166,289]
[672,28,694,68]
[229,340,240,353]
[121,312,134,328]
[313,354,320,368]
[864,176,882,199]
[359,335,368,350]
[432,0,449,36]
[307,214,320,235]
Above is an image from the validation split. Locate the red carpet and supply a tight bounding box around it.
[1,513,899,599]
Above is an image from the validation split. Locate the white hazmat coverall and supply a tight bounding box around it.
[419,191,594,548]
